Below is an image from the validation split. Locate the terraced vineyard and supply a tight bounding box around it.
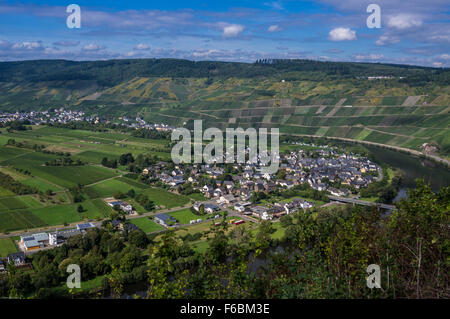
[0,59,449,159]
[88,77,449,159]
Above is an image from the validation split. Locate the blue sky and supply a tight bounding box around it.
[0,0,449,66]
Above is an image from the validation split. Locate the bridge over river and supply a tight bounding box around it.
[327,195,396,210]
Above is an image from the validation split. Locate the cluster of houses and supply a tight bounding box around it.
[139,147,379,220]
[0,109,177,133]
[0,109,87,125]
[131,117,176,132]
[247,198,315,220]
[283,150,379,190]
[143,147,378,195]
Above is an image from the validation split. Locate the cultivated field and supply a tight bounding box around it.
[0,126,193,234]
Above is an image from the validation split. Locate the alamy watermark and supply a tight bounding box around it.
[171,120,280,174]
[366,4,381,29]
[66,264,81,289]
[66,4,81,29]
[366,264,381,289]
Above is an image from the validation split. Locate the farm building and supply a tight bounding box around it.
[77,223,95,232]
[20,232,49,251]
[49,229,82,246]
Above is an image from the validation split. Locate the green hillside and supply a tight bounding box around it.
[0,58,449,158]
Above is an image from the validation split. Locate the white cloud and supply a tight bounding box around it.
[432,62,443,67]
[134,43,150,50]
[222,24,244,38]
[82,43,105,51]
[375,34,400,46]
[12,41,42,50]
[192,49,220,58]
[264,1,284,10]
[353,53,384,60]
[268,25,281,32]
[387,14,423,30]
[440,54,450,60]
[53,41,79,47]
[328,27,357,41]
[0,40,11,48]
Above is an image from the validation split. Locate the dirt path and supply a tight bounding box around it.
[364,127,429,140]
[191,110,220,119]
[315,105,328,114]
[83,174,124,188]
[325,106,341,117]
[335,98,347,107]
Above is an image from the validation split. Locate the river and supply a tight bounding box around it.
[365,145,450,192]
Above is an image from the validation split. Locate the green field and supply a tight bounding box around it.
[130,217,164,233]
[29,199,113,226]
[0,210,47,232]
[84,178,139,199]
[143,188,190,209]
[168,208,202,224]
[0,186,15,197]
[0,197,28,210]
[0,126,192,232]
[0,238,18,256]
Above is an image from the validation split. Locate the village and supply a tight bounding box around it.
[142,145,381,222]
[0,109,175,131]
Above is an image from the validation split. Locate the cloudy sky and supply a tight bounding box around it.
[0,0,449,66]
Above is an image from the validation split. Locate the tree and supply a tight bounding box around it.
[106,266,124,299]
[77,205,84,213]
[127,189,136,198]
[254,220,274,256]
[386,180,449,298]
[119,153,135,166]
[128,230,149,249]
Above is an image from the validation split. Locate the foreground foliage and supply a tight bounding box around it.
[0,180,448,298]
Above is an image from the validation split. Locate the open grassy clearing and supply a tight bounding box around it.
[0,238,18,256]
[130,217,164,233]
[168,208,202,224]
[84,178,136,199]
[142,188,190,209]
